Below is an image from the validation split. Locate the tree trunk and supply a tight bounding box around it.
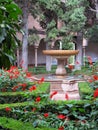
[22,0,28,70]
[75,33,83,70]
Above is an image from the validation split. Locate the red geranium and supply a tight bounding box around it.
[88,79,93,83]
[87,56,93,65]
[21,83,27,87]
[38,77,44,84]
[65,93,69,100]
[93,75,98,80]
[29,85,36,92]
[32,107,36,112]
[5,107,11,112]
[94,88,98,98]
[40,77,44,82]
[12,86,19,92]
[44,113,49,118]
[35,96,41,102]
[58,126,64,130]
[50,91,58,99]
[88,59,93,65]
[8,66,20,79]
[68,64,74,70]
[26,71,32,77]
[57,114,66,120]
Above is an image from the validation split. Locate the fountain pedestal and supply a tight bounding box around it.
[54,57,68,75]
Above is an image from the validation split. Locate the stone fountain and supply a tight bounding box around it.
[34,48,82,101]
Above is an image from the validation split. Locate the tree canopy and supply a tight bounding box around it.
[0,0,22,68]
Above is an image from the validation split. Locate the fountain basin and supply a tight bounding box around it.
[42,50,79,56]
[43,50,79,76]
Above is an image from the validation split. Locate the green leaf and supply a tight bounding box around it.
[6,3,22,20]
[62,109,69,114]
[66,104,73,108]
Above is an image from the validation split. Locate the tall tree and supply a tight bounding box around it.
[14,0,39,70]
[21,0,28,70]
[15,0,98,69]
[36,0,87,44]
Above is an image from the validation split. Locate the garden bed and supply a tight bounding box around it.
[0,66,98,129]
[0,81,98,129]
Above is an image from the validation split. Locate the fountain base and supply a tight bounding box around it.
[34,74,83,101]
[50,80,80,100]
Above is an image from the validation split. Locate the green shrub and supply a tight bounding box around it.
[0,117,56,130]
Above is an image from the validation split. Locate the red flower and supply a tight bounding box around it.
[57,114,66,120]
[9,75,14,79]
[68,64,74,70]
[65,93,69,100]
[22,88,26,91]
[81,120,87,123]
[18,83,27,91]
[29,85,36,92]
[44,113,49,118]
[14,70,20,75]
[21,83,27,87]
[50,91,58,99]
[5,107,11,112]
[9,66,17,71]
[6,66,20,79]
[88,79,93,83]
[87,56,93,65]
[93,75,98,80]
[32,107,36,112]
[12,86,19,92]
[87,56,92,60]
[58,126,64,130]
[26,72,32,77]
[89,60,93,65]
[35,97,41,102]
[38,77,44,84]
[94,88,98,98]
[40,77,44,82]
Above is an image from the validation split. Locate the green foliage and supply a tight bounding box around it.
[28,34,39,45]
[0,65,98,129]
[38,0,87,45]
[84,25,98,43]
[0,117,56,130]
[0,0,22,68]
[0,66,35,92]
[0,82,49,104]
